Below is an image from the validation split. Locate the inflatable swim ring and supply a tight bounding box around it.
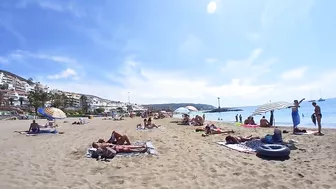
[256,144,290,157]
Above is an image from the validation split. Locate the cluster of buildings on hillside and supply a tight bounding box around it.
[0,71,146,113]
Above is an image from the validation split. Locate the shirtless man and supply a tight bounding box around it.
[312,102,323,135]
[28,120,40,133]
[260,116,271,127]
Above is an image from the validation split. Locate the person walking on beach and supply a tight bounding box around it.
[292,98,305,133]
[312,102,323,135]
[235,114,238,122]
[239,114,242,123]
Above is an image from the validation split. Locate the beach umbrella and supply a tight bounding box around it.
[250,101,294,116]
[174,107,190,114]
[185,106,198,111]
[38,107,67,119]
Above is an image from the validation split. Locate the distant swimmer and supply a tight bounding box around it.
[302,113,304,118]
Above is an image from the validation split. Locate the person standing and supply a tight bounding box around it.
[312,102,323,135]
[235,114,238,122]
[292,98,305,133]
[239,114,242,123]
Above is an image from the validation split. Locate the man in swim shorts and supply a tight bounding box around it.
[312,102,323,135]
[260,116,271,127]
[28,120,40,133]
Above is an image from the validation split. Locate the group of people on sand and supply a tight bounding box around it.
[137,117,160,129]
[180,114,205,126]
[292,98,323,135]
[28,120,56,133]
[91,131,148,159]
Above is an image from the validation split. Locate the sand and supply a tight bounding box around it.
[0,117,335,189]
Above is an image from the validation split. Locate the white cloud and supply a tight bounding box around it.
[221,48,277,85]
[246,33,260,41]
[205,58,218,64]
[207,1,217,14]
[179,35,202,56]
[2,50,80,68]
[0,56,8,64]
[47,68,78,80]
[15,0,84,17]
[39,53,336,107]
[261,0,315,29]
[281,67,308,80]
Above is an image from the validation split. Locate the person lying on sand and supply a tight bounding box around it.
[106,131,131,145]
[260,116,271,127]
[146,117,160,128]
[225,135,260,144]
[92,142,147,153]
[201,124,234,137]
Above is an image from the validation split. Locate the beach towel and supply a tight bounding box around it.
[294,130,318,135]
[86,141,158,158]
[15,129,58,136]
[216,139,263,154]
[292,110,300,128]
[242,124,260,128]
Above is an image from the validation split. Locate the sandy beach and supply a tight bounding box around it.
[0,117,335,189]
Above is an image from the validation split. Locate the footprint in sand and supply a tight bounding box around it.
[322,184,331,189]
[304,180,313,185]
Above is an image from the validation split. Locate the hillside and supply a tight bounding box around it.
[142,103,216,111]
[0,69,34,85]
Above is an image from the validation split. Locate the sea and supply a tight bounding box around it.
[173,98,336,129]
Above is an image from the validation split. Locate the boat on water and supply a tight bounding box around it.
[308,100,316,102]
[318,98,326,102]
[317,89,326,102]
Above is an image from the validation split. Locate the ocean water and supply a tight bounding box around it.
[174,98,336,129]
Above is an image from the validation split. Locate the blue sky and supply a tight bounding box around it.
[0,0,335,106]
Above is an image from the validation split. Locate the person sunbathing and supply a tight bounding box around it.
[191,115,204,126]
[201,124,234,136]
[107,131,131,145]
[225,135,260,144]
[180,115,190,125]
[92,141,147,153]
[146,117,160,129]
[137,119,148,129]
[260,116,271,127]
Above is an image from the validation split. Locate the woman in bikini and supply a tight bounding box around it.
[198,124,234,136]
[106,131,131,145]
[225,135,260,144]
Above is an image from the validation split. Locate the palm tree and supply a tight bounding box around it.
[50,93,62,108]
[61,93,68,109]
[40,91,50,107]
[0,91,4,106]
[80,95,89,113]
[19,97,24,106]
[9,97,14,106]
[28,90,42,114]
[0,84,8,90]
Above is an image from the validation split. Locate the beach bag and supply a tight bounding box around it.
[101,147,117,159]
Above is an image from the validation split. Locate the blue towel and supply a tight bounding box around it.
[292,110,300,128]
